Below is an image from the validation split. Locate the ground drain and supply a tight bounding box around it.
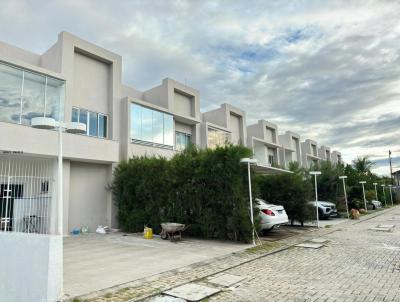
[309,238,329,244]
[370,224,395,232]
[163,283,220,301]
[207,273,246,287]
[295,243,324,249]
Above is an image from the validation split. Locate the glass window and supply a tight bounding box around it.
[0,63,65,126]
[98,114,107,138]
[21,71,46,125]
[0,63,23,124]
[141,106,153,142]
[130,103,174,148]
[152,110,164,144]
[71,108,79,122]
[79,109,88,129]
[89,112,98,136]
[176,132,191,151]
[207,127,231,149]
[46,77,65,121]
[131,104,142,140]
[163,114,174,146]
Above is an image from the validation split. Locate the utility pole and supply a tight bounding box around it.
[389,150,393,185]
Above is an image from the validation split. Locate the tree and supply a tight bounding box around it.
[352,156,374,175]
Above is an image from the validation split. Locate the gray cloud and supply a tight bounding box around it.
[0,0,399,175]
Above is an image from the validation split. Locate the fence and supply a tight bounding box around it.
[0,155,55,235]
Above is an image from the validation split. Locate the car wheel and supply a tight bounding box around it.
[261,227,274,235]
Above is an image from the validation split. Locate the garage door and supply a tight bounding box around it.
[68,162,109,233]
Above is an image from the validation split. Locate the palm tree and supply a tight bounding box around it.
[352,156,374,174]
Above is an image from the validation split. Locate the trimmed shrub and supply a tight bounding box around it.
[111,145,255,242]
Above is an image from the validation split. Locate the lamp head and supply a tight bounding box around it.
[309,171,321,175]
[240,158,257,165]
[373,183,378,185]
[359,181,366,184]
[339,176,347,179]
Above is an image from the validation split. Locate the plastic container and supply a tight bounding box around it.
[143,227,153,239]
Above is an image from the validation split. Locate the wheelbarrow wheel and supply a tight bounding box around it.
[160,230,168,240]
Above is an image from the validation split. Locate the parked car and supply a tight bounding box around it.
[371,200,382,209]
[308,201,338,219]
[256,198,289,234]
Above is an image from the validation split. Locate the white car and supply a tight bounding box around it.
[371,200,382,209]
[256,198,289,233]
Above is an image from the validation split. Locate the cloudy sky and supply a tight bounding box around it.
[1,0,399,175]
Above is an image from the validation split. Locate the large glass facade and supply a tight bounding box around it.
[130,103,174,148]
[0,62,65,125]
[207,127,231,149]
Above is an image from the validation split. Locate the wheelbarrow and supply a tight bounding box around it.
[160,223,189,241]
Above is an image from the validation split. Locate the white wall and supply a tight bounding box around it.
[0,233,62,302]
[174,91,193,117]
[72,52,110,115]
[229,114,241,145]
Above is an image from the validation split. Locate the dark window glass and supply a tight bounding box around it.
[98,114,107,138]
[89,111,98,136]
[71,108,79,122]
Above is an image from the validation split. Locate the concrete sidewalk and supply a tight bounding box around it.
[64,233,251,298]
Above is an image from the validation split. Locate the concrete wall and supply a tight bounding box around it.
[72,51,111,115]
[68,162,111,233]
[174,91,193,117]
[0,233,62,302]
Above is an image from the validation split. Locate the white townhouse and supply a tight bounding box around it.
[278,131,302,169]
[247,120,282,169]
[331,150,342,165]
[201,103,247,149]
[300,139,321,168]
[318,145,332,161]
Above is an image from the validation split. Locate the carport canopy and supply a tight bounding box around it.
[253,163,293,175]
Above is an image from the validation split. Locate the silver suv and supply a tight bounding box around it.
[308,201,338,219]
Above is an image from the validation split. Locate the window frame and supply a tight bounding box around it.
[175,131,192,151]
[71,106,108,139]
[130,102,174,149]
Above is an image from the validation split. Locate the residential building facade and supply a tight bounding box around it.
[278,131,302,169]
[201,103,247,149]
[0,32,344,238]
[301,139,321,168]
[247,120,281,167]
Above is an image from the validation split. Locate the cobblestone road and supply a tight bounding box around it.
[208,208,400,301]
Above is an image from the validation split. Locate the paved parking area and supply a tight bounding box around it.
[63,233,251,298]
[209,208,400,301]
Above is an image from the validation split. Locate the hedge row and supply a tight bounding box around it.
[112,145,256,242]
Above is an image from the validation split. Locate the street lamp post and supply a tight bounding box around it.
[381,184,387,207]
[373,183,378,201]
[240,158,258,245]
[310,171,322,228]
[359,181,367,212]
[388,185,394,206]
[31,116,86,301]
[339,176,349,219]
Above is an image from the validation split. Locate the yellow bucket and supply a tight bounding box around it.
[143,227,153,239]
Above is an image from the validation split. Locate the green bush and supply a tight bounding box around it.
[111,145,255,242]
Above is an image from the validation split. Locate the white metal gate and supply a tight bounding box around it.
[0,155,55,235]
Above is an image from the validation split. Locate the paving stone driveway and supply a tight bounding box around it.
[82,207,400,302]
[209,208,400,301]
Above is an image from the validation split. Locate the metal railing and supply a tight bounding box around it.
[0,156,55,235]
